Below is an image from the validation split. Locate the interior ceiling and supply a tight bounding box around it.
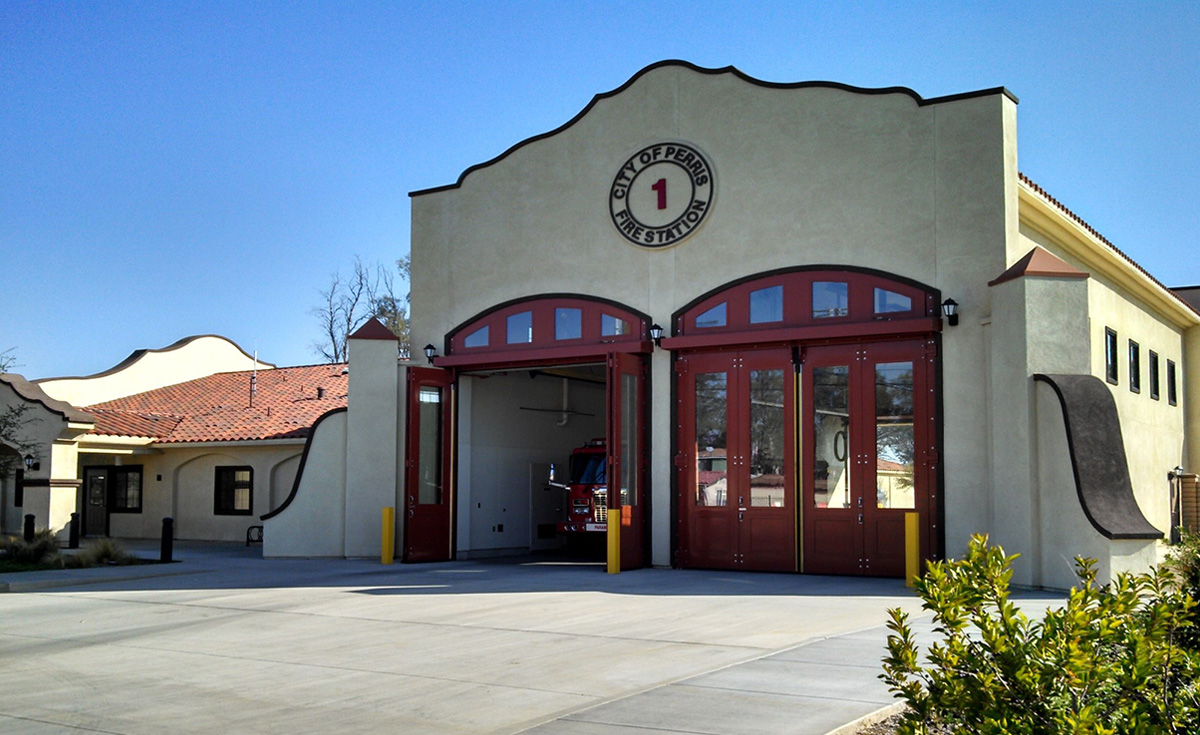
[467,363,606,384]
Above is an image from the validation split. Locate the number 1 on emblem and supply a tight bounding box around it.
[651,178,666,210]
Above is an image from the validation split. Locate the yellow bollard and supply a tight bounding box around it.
[382,506,395,565]
[606,516,621,574]
[905,511,919,587]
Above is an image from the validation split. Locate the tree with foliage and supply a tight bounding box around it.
[311,255,411,362]
[0,348,34,480]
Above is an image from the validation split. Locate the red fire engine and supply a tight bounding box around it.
[555,439,608,534]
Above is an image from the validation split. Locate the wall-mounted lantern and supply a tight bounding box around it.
[648,323,664,348]
[941,298,960,327]
[23,453,38,472]
[423,344,438,364]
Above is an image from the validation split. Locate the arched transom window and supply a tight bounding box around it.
[445,295,648,360]
[675,268,938,339]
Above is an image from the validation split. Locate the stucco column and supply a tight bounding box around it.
[987,263,1089,586]
[344,321,401,557]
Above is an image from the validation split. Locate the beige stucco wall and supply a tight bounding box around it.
[1019,224,1187,544]
[411,64,1016,567]
[37,335,268,407]
[0,384,87,537]
[263,412,348,558]
[78,441,304,542]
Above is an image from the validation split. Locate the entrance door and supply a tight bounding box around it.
[404,367,455,562]
[84,468,108,536]
[607,352,646,570]
[803,340,935,576]
[677,349,795,571]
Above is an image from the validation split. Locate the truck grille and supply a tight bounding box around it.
[593,489,607,523]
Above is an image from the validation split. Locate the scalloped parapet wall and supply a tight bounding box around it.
[36,335,275,408]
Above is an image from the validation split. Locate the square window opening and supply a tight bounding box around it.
[215,466,253,516]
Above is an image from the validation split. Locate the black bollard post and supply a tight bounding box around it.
[160,517,174,563]
[69,513,80,549]
[23,514,35,543]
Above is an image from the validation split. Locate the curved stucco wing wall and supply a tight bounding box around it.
[1034,374,1162,541]
[36,335,271,406]
[262,408,347,557]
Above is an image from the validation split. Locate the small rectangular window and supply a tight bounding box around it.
[506,311,533,344]
[695,303,727,329]
[749,286,783,324]
[1168,359,1177,406]
[1128,340,1140,394]
[554,308,582,340]
[1149,351,1160,400]
[1105,328,1118,384]
[813,281,849,319]
[463,326,489,348]
[601,314,629,336]
[215,466,253,516]
[111,467,143,513]
[873,288,912,314]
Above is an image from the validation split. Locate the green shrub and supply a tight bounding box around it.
[1165,531,1200,652]
[0,529,63,566]
[882,535,1200,734]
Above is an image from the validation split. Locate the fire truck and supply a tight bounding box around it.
[554,439,608,534]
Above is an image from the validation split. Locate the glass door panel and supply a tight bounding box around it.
[694,371,728,508]
[405,367,455,562]
[812,365,851,509]
[874,361,915,510]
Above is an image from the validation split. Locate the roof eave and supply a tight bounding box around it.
[1018,181,1200,330]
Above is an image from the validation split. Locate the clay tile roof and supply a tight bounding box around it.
[1019,172,1200,318]
[84,363,348,444]
[88,409,182,439]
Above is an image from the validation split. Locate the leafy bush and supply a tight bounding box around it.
[882,535,1200,734]
[1165,531,1200,652]
[0,529,63,567]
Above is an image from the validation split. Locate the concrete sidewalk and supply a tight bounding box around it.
[0,542,1062,735]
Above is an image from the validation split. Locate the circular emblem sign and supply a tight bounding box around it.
[609,142,714,248]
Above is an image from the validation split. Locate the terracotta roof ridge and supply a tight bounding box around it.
[1018,172,1200,319]
[212,362,349,377]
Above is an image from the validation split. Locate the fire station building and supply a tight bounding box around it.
[263,61,1200,590]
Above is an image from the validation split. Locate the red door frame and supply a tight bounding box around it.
[801,339,936,576]
[675,348,796,572]
[404,366,455,562]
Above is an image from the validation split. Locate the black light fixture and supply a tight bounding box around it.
[648,323,664,348]
[423,344,438,364]
[941,298,960,327]
[23,453,38,471]
[1169,465,1186,481]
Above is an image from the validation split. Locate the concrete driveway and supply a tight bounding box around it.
[0,543,946,735]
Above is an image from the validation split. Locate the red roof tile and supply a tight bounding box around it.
[85,364,348,444]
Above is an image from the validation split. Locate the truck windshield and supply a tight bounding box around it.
[570,454,606,485]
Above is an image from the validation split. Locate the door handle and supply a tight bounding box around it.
[857,513,863,525]
[738,511,744,521]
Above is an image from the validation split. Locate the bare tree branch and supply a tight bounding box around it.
[311,255,411,363]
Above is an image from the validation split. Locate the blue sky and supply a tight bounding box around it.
[2,1,1197,379]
